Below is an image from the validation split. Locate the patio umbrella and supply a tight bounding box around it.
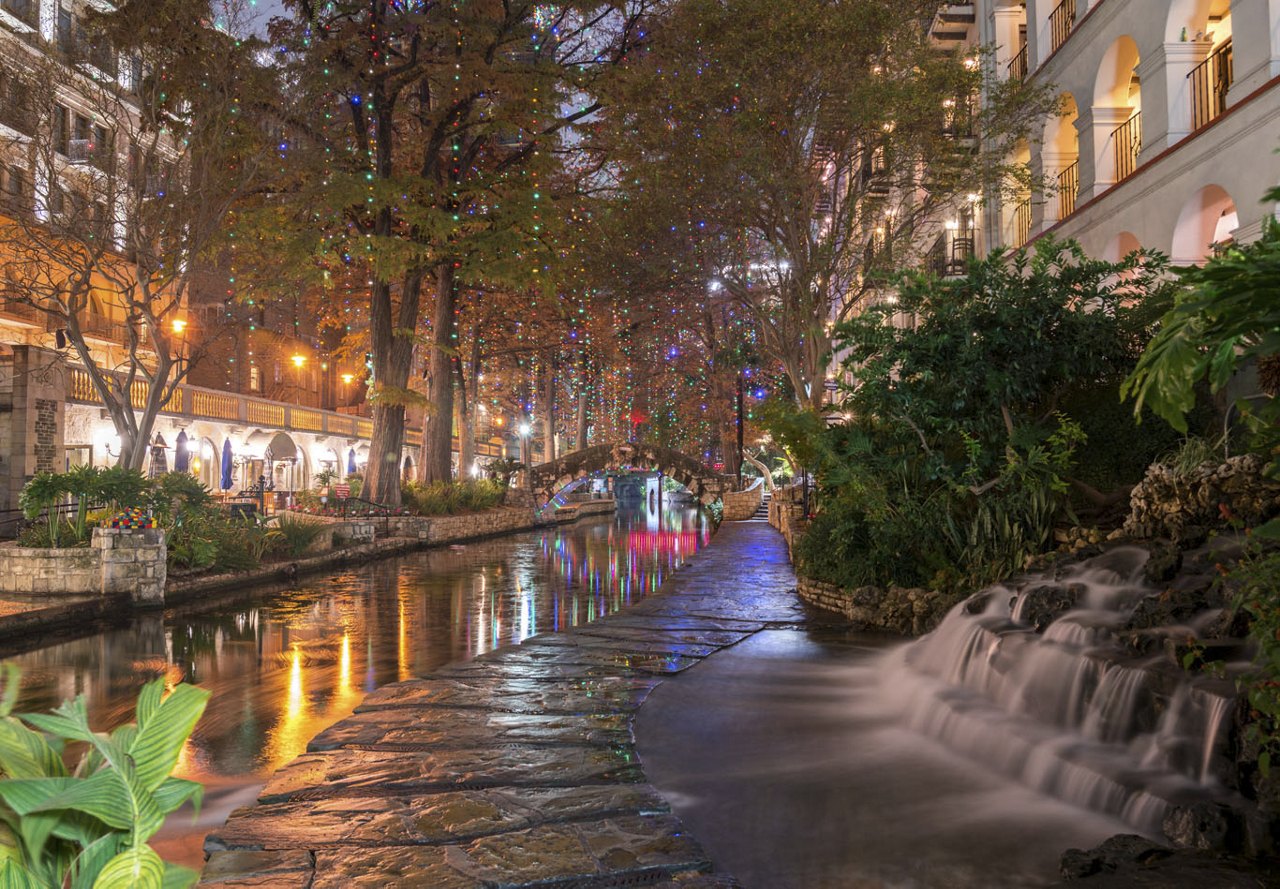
[220,438,234,491]
[149,434,168,478]
[347,448,357,474]
[174,430,190,473]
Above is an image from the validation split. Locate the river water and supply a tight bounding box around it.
[1,503,710,869]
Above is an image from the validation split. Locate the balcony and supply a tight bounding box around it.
[1012,197,1032,248]
[1057,161,1079,219]
[1189,40,1233,131]
[0,298,42,326]
[1006,43,1028,82]
[1112,111,1141,183]
[1049,0,1076,55]
[929,231,974,278]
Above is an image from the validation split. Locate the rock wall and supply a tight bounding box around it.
[0,528,166,603]
[720,486,761,522]
[384,507,538,543]
[795,576,959,636]
[1125,453,1280,543]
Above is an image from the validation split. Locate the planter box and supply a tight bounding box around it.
[0,528,166,603]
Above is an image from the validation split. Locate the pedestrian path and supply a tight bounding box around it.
[199,521,803,888]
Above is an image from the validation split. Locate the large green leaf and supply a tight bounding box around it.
[92,846,163,889]
[159,863,199,889]
[68,833,123,889]
[0,719,68,780]
[127,684,209,793]
[0,779,75,863]
[30,771,141,832]
[0,860,42,889]
[150,780,202,819]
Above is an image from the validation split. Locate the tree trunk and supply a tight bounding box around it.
[366,270,424,505]
[574,350,589,451]
[541,355,556,463]
[455,352,475,478]
[421,261,457,484]
[719,423,741,482]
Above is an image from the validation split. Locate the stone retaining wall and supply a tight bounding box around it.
[384,507,538,544]
[0,528,166,603]
[721,486,761,522]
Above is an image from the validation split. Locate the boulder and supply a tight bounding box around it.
[1163,802,1244,853]
[1142,541,1183,585]
[1015,582,1085,632]
[1060,834,1171,880]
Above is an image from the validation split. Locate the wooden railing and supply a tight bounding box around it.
[1112,111,1141,182]
[1049,0,1076,55]
[1189,40,1233,131]
[1057,161,1079,220]
[1012,198,1032,248]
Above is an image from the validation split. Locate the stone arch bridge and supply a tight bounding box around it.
[529,443,735,508]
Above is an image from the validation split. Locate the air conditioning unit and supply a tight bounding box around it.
[67,139,95,164]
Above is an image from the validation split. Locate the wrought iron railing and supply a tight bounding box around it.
[1049,0,1076,54]
[1112,111,1141,182]
[1006,42,1028,81]
[1189,39,1233,131]
[1057,160,1079,220]
[1012,198,1032,248]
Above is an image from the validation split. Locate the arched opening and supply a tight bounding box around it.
[1044,93,1080,221]
[402,454,414,483]
[197,437,219,492]
[1093,36,1142,185]
[1101,231,1143,263]
[1171,0,1234,130]
[1006,139,1033,247]
[1171,184,1239,264]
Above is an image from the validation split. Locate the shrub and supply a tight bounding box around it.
[269,515,329,558]
[0,662,208,889]
[401,480,504,516]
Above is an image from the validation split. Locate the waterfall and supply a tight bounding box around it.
[879,545,1241,836]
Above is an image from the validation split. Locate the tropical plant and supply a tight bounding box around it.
[268,515,329,558]
[17,474,69,549]
[147,474,212,528]
[0,662,209,889]
[62,466,104,545]
[401,480,505,516]
[1124,204,1280,524]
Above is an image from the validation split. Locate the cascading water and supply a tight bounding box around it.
[879,545,1243,836]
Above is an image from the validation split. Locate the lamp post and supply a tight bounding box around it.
[519,422,532,503]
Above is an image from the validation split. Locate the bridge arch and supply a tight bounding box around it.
[530,442,734,508]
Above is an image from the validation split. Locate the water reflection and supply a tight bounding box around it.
[6,504,709,785]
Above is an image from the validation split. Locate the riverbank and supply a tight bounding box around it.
[198,520,804,887]
[0,499,618,648]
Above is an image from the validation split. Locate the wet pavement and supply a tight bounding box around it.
[200,520,803,887]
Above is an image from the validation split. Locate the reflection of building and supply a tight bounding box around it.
[973,0,1279,260]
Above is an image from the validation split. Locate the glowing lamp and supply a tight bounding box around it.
[171,319,187,334]
[291,354,306,369]
[341,373,354,385]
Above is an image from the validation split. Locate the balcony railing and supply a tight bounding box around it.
[0,299,41,325]
[1057,161,1079,219]
[1189,39,1233,131]
[1112,111,1141,182]
[929,232,974,277]
[1006,42,1028,81]
[1049,0,1076,55]
[1012,198,1032,248]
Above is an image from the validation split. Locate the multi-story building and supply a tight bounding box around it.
[974,0,1280,261]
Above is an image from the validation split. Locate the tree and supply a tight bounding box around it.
[593,0,1053,411]
[0,0,276,468]
[266,0,653,502]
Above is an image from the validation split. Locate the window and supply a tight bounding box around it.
[51,104,69,155]
[0,166,27,216]
[249,365,261,392]
[272,361,281,384]
[56,6,71,52]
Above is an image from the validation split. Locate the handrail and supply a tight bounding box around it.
[1006,42,1028,81]
[1057,161,1079,220]
[1013,197,1032,248]
[1188,39,1233,131]
[1112,111,1141,182]
[1049,0,1076,55]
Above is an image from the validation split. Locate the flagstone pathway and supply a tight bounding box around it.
[199,520,803,888]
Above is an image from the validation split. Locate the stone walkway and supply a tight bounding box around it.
[199,521,804,888]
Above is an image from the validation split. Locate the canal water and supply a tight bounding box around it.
[2,503,710,870]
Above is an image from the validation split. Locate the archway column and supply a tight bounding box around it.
[1227,0,1280,102]
[992,5,1025,76]
[1077,105,1136,201]
[1138,41,1211,158]
[1036,148,1076,230]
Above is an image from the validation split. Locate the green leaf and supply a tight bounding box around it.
[128,685,209,793]
[0,860,42,889]
[30,771,141,832]
[159,863,199,889]
[92,846,163,889]
[150,780,202,819]
[0,718,68,780]
[69,833,123,889]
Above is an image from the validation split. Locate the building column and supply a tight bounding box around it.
[992,6,1025,76]
[1076,105,1135,201]
[1137,41,1211,158]
[2,346,66,519]
[1036,149,1075,230]
[1227,0,1280,104]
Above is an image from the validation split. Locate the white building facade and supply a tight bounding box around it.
[975,0,1280,261]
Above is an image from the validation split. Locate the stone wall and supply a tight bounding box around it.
[1125,453,1280,544]
[720,486,761,522]
[0,528,166,603]
[795,575,959,637]
[384,507,538,544]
